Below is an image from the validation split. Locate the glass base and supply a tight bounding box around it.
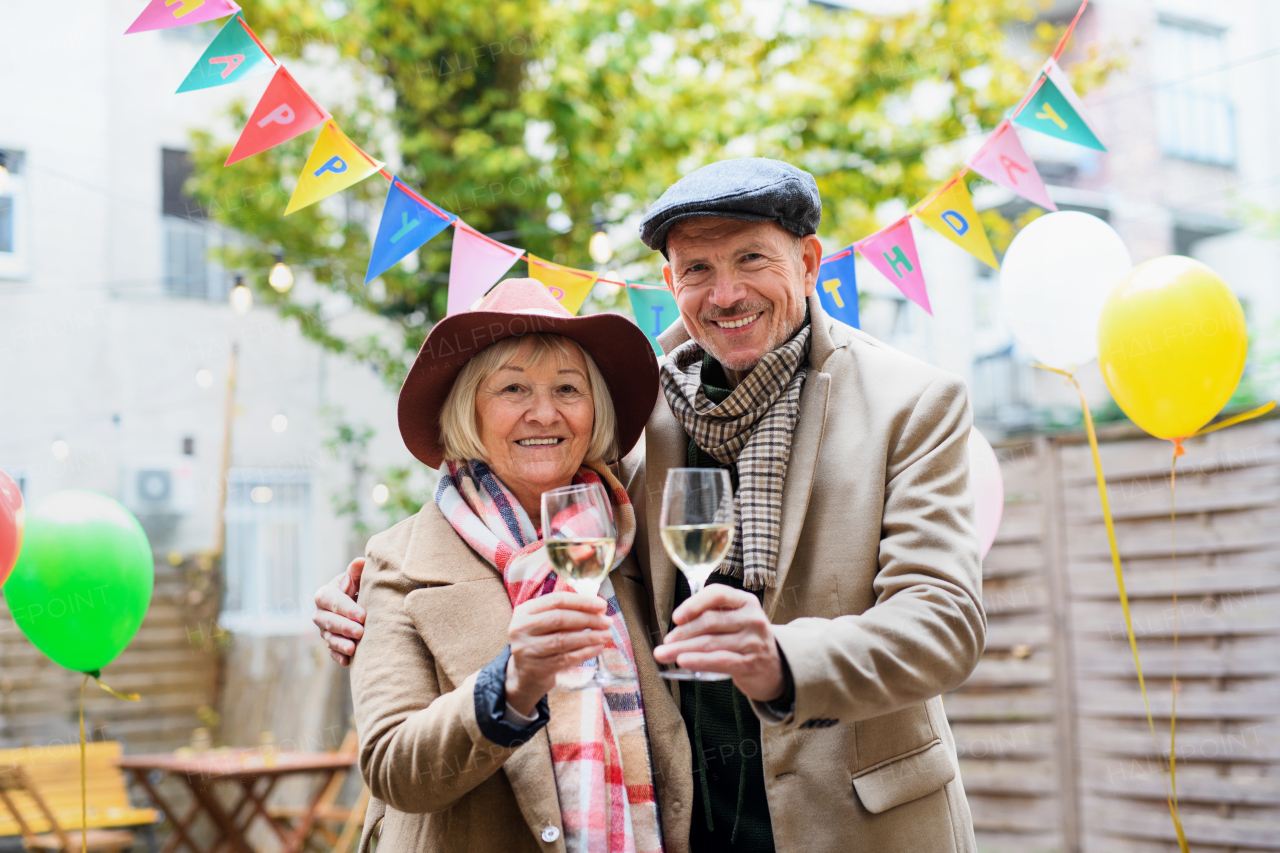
[569,672,637,690]
[659,668,732,682]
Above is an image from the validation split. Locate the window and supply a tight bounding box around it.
[222,469,314,632]
[1154,20,1236,166]
[0,150,29,279]
[162,148,225,299]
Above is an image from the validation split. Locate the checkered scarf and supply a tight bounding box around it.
[434,459,663,853]
[660,325,812,590]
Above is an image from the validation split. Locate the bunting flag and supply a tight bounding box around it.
[125,0,240,34]
[527,256,599,315]
[366,178,455,283]
[1013,60,1106,151]
[966,119,1057,211]
[225,66,328,166]
[816,247,861,329]
[855,217,931,315]
[284,121,384,215]
[914,176,999,269]
[176,14,275,93]
[626,284,680,355]
[447,223,524,315]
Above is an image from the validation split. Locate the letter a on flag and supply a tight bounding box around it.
[855,217,931,315]
[366,178,455,283]
[177,14,276,93]
[284,121,384,215]
[527,256,599,315]
[915,176,998,269]
[126,0,240,34]
[816,246,860,329]
[225,66,328,166]
[1012,60,1106,151]
[447,223,524,315]
[967,119,1057,212]
[626,284,680,355]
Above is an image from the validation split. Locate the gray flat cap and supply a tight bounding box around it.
[639,158,821,255]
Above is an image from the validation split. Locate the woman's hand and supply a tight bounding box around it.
[314,558,367,666]
[505,592,611,716]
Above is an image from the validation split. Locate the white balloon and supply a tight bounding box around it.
[1000,211,1132,369]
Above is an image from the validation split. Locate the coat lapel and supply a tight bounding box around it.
[642,398,689,635]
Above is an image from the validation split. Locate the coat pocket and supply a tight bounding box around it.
[850,739,955,815]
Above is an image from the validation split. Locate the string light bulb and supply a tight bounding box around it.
[589,227,613,265]
[372,483,390,505]
[0,152,9,196]
[269,251,294,293]
[230,275,252,314]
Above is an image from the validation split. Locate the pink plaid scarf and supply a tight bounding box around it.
[435,459,664,853]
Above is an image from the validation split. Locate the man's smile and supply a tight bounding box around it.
[712,312,762,330]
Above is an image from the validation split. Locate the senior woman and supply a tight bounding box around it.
[349,278,685,853]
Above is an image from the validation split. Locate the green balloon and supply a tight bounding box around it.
[4,490,154,674]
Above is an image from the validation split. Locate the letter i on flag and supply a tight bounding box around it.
[126,0,240,34]
[966,119,1057,211]
[225,66,328,165]
[527,256,599,315]
[177,13,276,93]
[1012,59,1106,151]
[816,247,860,329]
[855,217,931,315]
[914,176,999,269]
[366,179,455,283]
[285,121,385,215]
[447,223,524,315]
[626,284,680,355]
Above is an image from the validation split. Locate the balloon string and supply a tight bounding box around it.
[1029,363,1189,852]
[1169,448,1179,816]
[80,675,88,853]
[94,677,141,702]
[1190,400,1275,438]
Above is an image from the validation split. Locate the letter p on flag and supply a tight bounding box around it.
[226,66,328,165]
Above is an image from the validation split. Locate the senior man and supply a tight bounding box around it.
[314,158,985,853]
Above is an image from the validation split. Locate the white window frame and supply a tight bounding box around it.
[0,150,30,280]
[221,468,315,634]
[1154,18,1236,167]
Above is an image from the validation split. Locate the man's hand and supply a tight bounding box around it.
[653,586,787,702]
[505,592,611,716]
[313,558,367,666]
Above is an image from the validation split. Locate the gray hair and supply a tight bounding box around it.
[439,333,619,464]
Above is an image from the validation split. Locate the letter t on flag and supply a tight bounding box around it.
[855,218,931,315]
[447,223,524,315]
[816,247,860,329]
[366,179,455,283]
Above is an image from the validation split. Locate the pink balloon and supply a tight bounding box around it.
[0,470,23,587]
[967,428,1004,560]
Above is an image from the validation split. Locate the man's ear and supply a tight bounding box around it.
[801,234,823,297]
[662,261,674,292]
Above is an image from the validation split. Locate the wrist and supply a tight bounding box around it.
[504,657,544,717]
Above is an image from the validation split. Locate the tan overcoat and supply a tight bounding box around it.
[348,503,691,853]
[618,293,986,853]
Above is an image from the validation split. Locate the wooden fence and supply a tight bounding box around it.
[951,417,1280,852]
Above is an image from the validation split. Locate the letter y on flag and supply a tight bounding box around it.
[1012,59,1106,151]
[366,179,455,282]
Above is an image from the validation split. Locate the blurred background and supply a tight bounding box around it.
[2,0,1280,851]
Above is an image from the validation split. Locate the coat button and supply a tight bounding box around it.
[541,825,560,843]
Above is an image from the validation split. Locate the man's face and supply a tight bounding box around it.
[663,218,821,374]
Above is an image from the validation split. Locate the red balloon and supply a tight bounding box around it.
[0,470,23,587]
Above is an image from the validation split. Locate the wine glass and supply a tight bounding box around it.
[658,468,735,681]
[541,482,634,689]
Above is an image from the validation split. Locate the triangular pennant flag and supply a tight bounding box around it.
[914,176,999,269]
[447,223,524,315]
[284,121,384,215]
[527,256,599,315]
[366,178,455,283]
[966,119,1057,211]
[176,13,275,93]
[855,218,931,315]
[225,66,328,166]
[816,247,861,328]
[1012,65,1106,151]
[125,0,239,34]
[626,284,680,355]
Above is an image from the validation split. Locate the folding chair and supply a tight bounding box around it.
[0,767,136,853]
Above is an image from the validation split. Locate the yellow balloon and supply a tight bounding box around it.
[1097,256,1247,440]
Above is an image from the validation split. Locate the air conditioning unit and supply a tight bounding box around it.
[121,461,197,516]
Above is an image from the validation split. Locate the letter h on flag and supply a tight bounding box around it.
[855,217,931,315]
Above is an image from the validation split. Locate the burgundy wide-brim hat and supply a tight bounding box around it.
[398,278,661,467]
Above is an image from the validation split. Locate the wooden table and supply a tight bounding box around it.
[117,750,357,853]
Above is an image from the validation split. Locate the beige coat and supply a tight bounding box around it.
[349,502,691,853]
[619,293,985,853]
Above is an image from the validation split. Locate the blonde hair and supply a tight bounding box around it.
[439,334,619,464]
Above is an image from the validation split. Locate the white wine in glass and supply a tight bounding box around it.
[658,468,735,682]
[541,483,633,690]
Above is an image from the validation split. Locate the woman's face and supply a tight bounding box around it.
[475,339,595,514]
